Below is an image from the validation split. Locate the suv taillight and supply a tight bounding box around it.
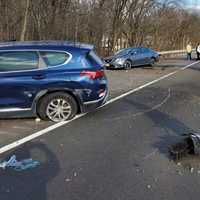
[81,70,105,80]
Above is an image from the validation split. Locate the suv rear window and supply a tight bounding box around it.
[40,51,70,67]
[88,51,104,66]
[0,51,39,72]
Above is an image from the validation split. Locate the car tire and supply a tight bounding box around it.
[150,57,156,66]
[37,92,78,122]
[124,60,132,70]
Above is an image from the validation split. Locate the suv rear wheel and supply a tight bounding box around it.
[37,92,78,122]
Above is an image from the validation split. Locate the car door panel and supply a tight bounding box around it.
[130,50,139,66]
[131,49,144,66]
[144,49,152,64]
[0,70,47,109]
[0,51,45,109]
[140,48,149,65]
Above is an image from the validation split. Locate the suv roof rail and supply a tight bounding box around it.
[0,40,94,50]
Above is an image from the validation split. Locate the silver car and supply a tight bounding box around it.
[105,47,159,69]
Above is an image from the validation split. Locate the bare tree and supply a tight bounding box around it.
[20,0,30,41]
[0,0,199,55]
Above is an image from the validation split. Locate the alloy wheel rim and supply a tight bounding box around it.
[46,98,72,122]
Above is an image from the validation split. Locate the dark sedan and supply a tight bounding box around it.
[105,47,159,69]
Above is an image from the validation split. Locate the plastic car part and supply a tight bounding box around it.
[0,155,40,171]
[169,133,200,160]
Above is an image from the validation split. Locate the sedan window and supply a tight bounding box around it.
[40,51,70,67]
[0,51,39,72]
[115,48,131,56]
[131,49,139,54]
[136,48,144,54]
[143,48,150,53]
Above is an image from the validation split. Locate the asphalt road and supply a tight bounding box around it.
[0,58,191,147]
[1,58,200,200]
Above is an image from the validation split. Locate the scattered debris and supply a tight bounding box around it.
[189,133,200,155]
[60,143,64,147]
[147,185,151,189]
[169,133,200,173]
[178,171,183,176]
[6,189,10,193]
[74,172,77,177]
[168,133,200,159]
[0,155,40,171]
[154,178,158,182]
[65,178,71,182]
[35,118,41,122]
[136,168,140,173]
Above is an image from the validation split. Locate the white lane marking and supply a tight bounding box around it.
[0,114,85,154]
[0,61,199,155]
[105,61,200,105]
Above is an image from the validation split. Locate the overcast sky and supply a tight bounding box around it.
[184,0,200,7]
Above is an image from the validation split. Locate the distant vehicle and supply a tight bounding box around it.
[105,47,159,69]
[0,41,108,122]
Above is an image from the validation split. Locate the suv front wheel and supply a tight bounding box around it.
[37,92,78,122]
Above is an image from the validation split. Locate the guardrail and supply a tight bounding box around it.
[104,49,196,60]
[159,49,195,56]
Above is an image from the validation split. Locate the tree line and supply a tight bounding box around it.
[0,0,199,56]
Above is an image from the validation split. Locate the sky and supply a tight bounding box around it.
[184,0,200,9]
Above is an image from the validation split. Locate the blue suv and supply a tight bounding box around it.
[0,41,108,122]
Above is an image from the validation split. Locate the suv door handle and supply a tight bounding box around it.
[32,74,46,80]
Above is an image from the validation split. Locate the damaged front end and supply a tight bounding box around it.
[169,133,200,160]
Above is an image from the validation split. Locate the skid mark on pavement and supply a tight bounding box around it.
[103,88,171,122]
[13,126,32,130]
[0,131,11,135]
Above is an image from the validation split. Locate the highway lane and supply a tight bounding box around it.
[1,59,200,200]
[0,58,193,148]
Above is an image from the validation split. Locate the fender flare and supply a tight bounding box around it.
[31,88,82,114]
